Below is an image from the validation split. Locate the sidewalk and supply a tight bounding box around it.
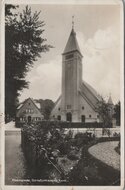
[5,121,21,131]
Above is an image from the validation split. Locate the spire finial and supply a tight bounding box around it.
[72,15,74,29]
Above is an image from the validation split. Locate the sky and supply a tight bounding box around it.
[17,3,122,104]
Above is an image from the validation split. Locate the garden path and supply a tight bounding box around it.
[88,141,120,170]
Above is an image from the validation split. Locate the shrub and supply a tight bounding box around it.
[58,141,71,155]
[74,132,90,147]
[67,150,79,160]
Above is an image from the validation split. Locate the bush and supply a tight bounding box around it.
[67,150,79,160]
[74,132,90,147]
[65,130,73,140]
[21,122,66,169]
[58,141,71,155]
[115,141,120,155]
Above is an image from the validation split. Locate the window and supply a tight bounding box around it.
[58,108,60,111]
[28,109,33,113]
[66,113,72,122]
[97,115,99,118]
[82,106,84,110]
[65,54,74,60]
[89,115,91,118]
[53,115,55,118]
[29,103,30,105]
[67,105,71,109]
[81,115,85,123]
[57,115,61,121]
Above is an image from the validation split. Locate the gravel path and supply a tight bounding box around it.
[88,141,120,170]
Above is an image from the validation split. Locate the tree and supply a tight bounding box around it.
[5,5,52,120]
[96,97,112,128]
[36,99,54,120]
[114,101,120,126]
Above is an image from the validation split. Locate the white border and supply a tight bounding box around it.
[1,0,124,190]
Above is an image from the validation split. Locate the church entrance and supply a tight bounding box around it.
[66,112,72,122]
[57,115,61,121]
[28,116,31,123]
[81,115,85,123]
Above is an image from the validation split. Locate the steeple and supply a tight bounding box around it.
[63,26,82,56]
[108,95,113,105]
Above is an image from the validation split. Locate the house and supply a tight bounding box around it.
[16,98,44,123]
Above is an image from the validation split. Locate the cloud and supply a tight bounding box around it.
[20,56,62,102]
[77,27,120,103]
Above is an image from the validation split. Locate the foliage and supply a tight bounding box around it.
[35,99,54,120]
[74,132,94,147]
[22,122,65,156]
[65,130,73,140]
[96,97,112,127]
[114,101,120,126]
[5,4,18,16]
[5,5,52,119]
[67,149,79,160]
[115,141,120,155]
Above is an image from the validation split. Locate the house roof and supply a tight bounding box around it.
[17,98,41,110]
[63,28,82,56]
[33,100,41,109]
[16,98,42,116]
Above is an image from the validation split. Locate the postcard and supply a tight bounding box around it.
[0,0,124,190]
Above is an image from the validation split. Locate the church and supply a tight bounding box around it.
[51,26,107,123]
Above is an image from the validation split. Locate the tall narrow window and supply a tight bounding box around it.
[66,112,72,122]
[81,115,85,123]
[57,115,61,121]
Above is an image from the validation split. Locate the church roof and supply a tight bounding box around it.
[108,96,113,105]
[79,81,102,110]
[63,28,82,56]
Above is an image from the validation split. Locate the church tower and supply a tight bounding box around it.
[61,28,83,122]
[51,23,101,123]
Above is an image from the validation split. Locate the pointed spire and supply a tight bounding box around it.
[72,15,74,30]
[63,19,82,56]
[108,94,113,105]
